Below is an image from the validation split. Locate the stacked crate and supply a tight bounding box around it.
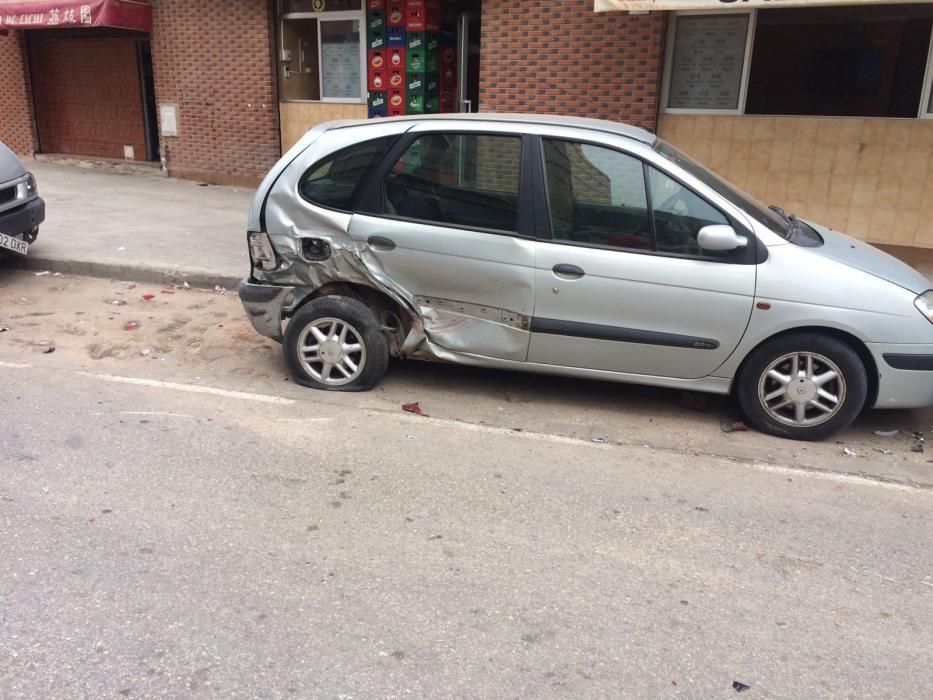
[366,1,389,117]
[368,0,454,117]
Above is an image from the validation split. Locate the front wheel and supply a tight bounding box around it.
[283,295,389,392]
[736,333,867,441]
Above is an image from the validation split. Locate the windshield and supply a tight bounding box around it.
[653,139,790,236]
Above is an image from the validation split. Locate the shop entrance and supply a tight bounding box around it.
[27,31,159,161]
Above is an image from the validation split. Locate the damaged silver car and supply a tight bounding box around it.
[239,114,933,441]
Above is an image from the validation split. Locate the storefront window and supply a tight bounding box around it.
[664,4,933,119]
[320,20,361,100]
[280,2,364,103]
[666,14,750,112]
[746,6,933,118]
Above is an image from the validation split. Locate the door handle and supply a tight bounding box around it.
[552,263,585,279]
[367,235,396,251]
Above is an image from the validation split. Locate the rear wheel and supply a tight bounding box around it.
[737,333,867,441]
[283,296,388,392]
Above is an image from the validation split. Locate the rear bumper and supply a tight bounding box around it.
[869,343,933,408]
[0,196,44,238]
[238,278,294,342]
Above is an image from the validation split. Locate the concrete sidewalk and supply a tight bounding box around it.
[7,161,254,289]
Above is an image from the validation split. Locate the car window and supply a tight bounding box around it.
[542,139,652,251]
[384,133,521,232]
[647,166,730,258]
[654,139,788,236]
[299,137,393,211]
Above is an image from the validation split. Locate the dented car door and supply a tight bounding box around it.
[348,126,536,361]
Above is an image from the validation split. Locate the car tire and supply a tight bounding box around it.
[736,333,867,441]
[283,295,389,392]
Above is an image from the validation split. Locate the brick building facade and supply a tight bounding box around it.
[0,31,36,156]
[2,1,932,260]
[0,0,282,186]
[1,1,671,185]
[150,0,280,185]
[478,0,666,131]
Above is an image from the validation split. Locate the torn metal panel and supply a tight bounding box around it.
[413,295,531,361]
[253,197,426,352]
[347,213,536,362]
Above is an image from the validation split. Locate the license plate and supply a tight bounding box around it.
[0,233,29,255]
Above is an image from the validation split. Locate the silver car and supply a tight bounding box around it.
[239,114,933,441]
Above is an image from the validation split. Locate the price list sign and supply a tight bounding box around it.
[668,14,749,110]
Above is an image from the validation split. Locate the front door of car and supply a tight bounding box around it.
[349,127,535,361]
[527,137,757,380]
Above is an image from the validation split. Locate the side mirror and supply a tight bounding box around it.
[697,225,748,252]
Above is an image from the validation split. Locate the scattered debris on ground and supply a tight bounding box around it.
[721,420,749,433]
[402,402,427,416]
[843,447,857,457]
[123,321,140,331]
[732,681,751,693]
[874,429,898,437]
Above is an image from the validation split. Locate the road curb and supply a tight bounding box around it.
[11,255,242,291]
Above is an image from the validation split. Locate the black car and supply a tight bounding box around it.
[0,142,45,256]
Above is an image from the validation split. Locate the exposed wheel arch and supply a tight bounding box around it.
[291,282,412,357]
[733,326,879,411]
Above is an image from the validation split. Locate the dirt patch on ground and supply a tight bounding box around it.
[0,269,279,381]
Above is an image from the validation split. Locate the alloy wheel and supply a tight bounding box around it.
[296,317,367,386]
[757,351,847,427]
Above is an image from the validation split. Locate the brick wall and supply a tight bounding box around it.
[150,0,281,186]
[0,31,36,156]
[479,0,666,131]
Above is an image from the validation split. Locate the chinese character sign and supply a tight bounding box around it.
[0,1,150,31]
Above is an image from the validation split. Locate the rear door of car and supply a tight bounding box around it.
[527,132,758,380]
[350,122,537,361]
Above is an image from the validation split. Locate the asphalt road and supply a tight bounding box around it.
[2,268,933,697]
[2,346,932,697]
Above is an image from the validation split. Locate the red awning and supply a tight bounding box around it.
[0,0,151,32]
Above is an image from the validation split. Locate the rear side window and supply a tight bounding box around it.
[384,133,522,232]
[299,137,393,211]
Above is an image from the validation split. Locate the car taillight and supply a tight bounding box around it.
[248,231,278,271]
